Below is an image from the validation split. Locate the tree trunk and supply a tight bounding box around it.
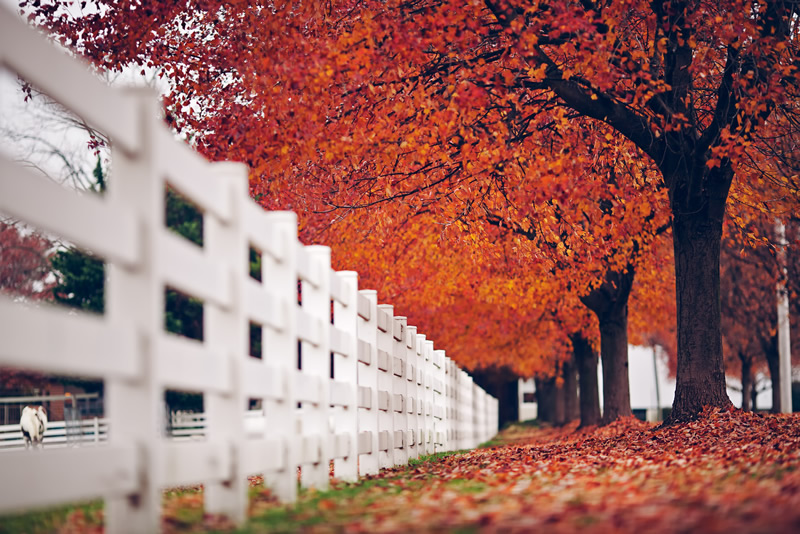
[765,335,781,414]
[552,377,566,426]
[535,376,556,424]
[581,268,634,425]
[666,210,733,422]
[570,332,602,427]
[470,365,519,427]
[598,308,632,424]
[563,354,579,422]
[739,352,753,412]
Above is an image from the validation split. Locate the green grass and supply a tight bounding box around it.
[0,500,102,534]
[245,478,417,533]
[407,449,465,468]
[444,478,488,493]
[0,449,484,533]
[504,418,540,429]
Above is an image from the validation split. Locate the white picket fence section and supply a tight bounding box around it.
[0,7,499,531]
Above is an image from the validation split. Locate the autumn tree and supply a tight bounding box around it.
[477,123,670,424]
[720,215,800,412]
[23,0,800,423]
[0,220,53,300]
[321,199,611,426]
[299,0,800,423]
[0,220,57,393]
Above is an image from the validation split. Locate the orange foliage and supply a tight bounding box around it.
[22,0,800,399]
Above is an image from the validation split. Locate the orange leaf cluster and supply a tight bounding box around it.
[21,0,798,386]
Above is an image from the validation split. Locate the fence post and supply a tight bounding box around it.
[204,161,249,524]
[260,212,299,502]
[332,271,359,482]
[416,334,430,456]
[427,342,435,455]
[444,357,453,452]
[391,316,408,466]
[482,387,489,444]
[299,246,332,490]
[431,345,445,452]
[357,290,379,476]
[454,361,461,449]
[104,89,163,534]
[450,357,459,451]
[492,398,500,435]
[376,305,395,468]
[454,368,460,450]
[472,382,481,447]
[405,325,420,462]
[461,369,469,450]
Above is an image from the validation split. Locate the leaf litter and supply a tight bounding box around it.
[52,408,800,533]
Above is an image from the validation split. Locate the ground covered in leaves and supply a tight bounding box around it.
[5,408,800,533]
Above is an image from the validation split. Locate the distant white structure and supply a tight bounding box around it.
[518,379,537,421]
[518,345,777,422]
[625,345,774,414]
[624,345,675,421]
[725,373,774,411]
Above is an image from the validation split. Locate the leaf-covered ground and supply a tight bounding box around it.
[6,408,800,533]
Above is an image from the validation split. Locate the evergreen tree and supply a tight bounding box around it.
[51,247,104,313]
[51,157,106,313]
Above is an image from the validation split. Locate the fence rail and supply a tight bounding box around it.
[0,410,312,448]
[0,6,498,531]
[0,418,107,450]
[0,393,103,426]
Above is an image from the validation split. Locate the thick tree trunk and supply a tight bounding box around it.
[499,377,520,426]
[470,365,519,427]
[563,354,579,422]
[598,308,632,424]
[570,333,602,427]
[765,336,781,414]
[739,352,753,412]
[552,377,566,426]
[535,376,558,424]
[581,268,634,425]
[666,211,733,422]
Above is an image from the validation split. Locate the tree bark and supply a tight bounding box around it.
[764,335,781,414]
[563,354,579,422]
[570,332,602,427]
[552,376,566,426]
[666,209,734,422]
[739,352,753,412]
[581,268,635,425]
[598,307,633,424]
[470,365,519,427]
[535,376,557,424]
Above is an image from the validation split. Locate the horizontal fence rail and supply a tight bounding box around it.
[0,6,499,532]
[0,418,107,450]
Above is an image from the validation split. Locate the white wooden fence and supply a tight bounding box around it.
[0,6,498,531]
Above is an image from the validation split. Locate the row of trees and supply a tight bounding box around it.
[7,0,800,425]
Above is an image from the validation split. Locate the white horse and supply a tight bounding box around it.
[20,405,48,449]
